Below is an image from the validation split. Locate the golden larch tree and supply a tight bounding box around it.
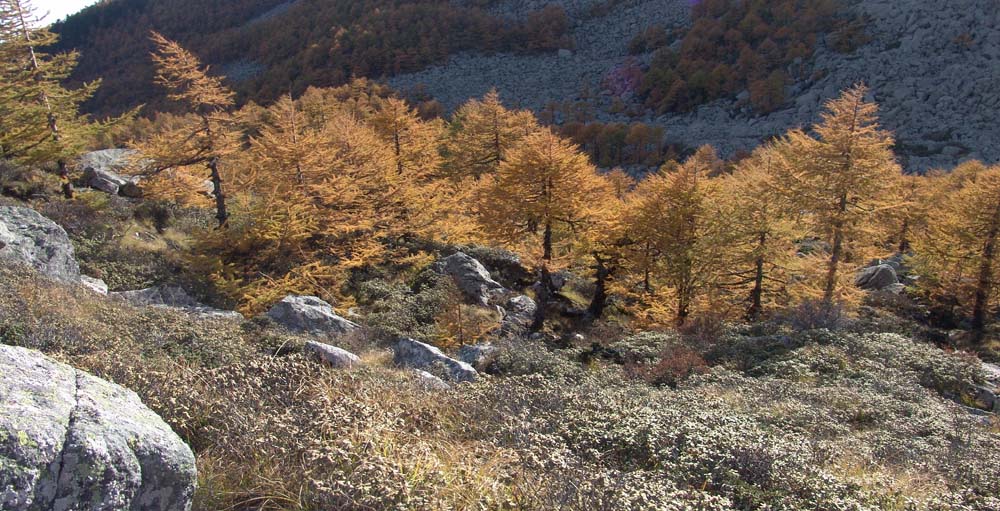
[445,89,539,179]
[775,84,901,303]
[914,162,1000,342]
[476,129,612,329]
[133,32,237,227]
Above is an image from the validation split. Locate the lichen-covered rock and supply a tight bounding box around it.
[393,338,478,383]
[80,275,109,295]
[457,343,499,369]
[413,370,451,391]
[303,341,360,368]
[266,295,360,336]
[0,206,80,282]
[111,285,243,320]
[503,294,536,327]
[0,344,196,511]
[434,252,505,306]
[856,264,899,291]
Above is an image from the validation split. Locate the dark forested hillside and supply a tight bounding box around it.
[52,0,571,115]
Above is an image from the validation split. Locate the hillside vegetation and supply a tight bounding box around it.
[1,1,1000,510]
[52,0,571,115]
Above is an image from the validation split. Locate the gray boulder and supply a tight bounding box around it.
[457,343,498,369]
[78,149,142,197]
[0,344,196,511]
[266,295,360,336]
[503,294,537,327]
[413,370,450,391]
[393,338,478,383]
[112,286,243,320]
[0,206,80,281]
[855,264,900,291]
[80,275,109,295]
[303,341,360,369]
[435,252,504,306]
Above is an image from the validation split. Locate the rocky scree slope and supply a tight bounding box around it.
[391,0,1000,171]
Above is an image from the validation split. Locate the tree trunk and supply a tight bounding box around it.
[971,200,1000,342]
[542,221,553,261]
[676,288,689,327]
[898,219,910,254]
[746,232,767,321]
[588,254,611,318]
[531,264,550,332]
[208,157,228,228]
[824,193,848,303]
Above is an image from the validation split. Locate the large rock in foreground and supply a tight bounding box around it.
[434,252,505,306]
[0,344,196,511]
[394,338,478,383]
[266,295,360,337]
[0,206,80,281]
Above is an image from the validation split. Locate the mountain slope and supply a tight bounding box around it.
[390,0,1000,171]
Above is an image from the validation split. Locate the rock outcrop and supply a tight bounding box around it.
[266,295,360,336]
[112,285,243,319]
[0,206,80,282]
[303,341,361,368]
[393,338,479,382]
[0,344,196,511]
[434,252,505,306]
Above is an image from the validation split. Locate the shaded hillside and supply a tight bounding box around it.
[52,0,571,115]
[390,0,1000,171]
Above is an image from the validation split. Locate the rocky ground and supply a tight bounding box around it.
[1,152,1000,509]
[390,0,1000,172]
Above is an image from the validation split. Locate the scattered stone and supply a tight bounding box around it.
[266,295,360,336]
[80,275,109,295]
[0,206,80,281]
[856,264,899,291]
[112,285,243,320]
[393,338,478,382]
[434,252,505,306]
[457,343,498,369]
[303,340,361,368]
[0,344,196,511]
[78,149,142,197]
[414,370,451,390]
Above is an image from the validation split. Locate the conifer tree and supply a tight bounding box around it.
[0,0,102,197]
[476,129,612,329]
[915,162,1000,342]
[717,144,799,320]
[134,32,237,227]
[445,90,539,179]
[775,84,901,303]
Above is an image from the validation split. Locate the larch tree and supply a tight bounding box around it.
[134,32,237,228]
[914,162,1000,343]
[445,89,539,179]
[627,148,724,325]
[476,129,612,329]
[0,0,103,197]
[775,84,901,303]
[717,144,799,320]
